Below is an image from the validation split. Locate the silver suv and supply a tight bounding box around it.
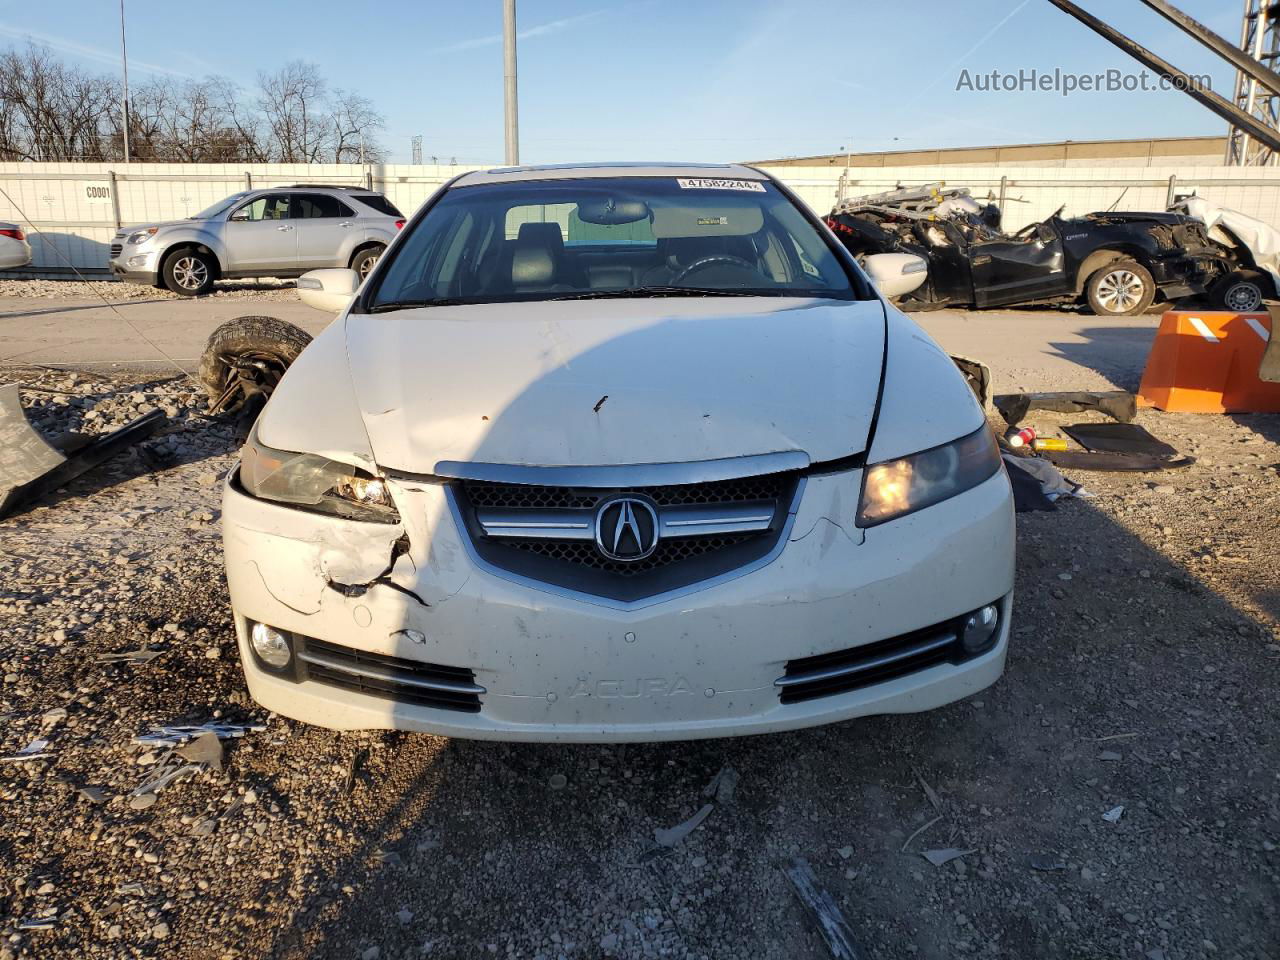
[108,185,404,296]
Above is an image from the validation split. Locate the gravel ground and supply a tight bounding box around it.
[0,367,1277,960]
[0,279,298,302]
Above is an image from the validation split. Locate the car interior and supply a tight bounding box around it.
[372,183,854,304]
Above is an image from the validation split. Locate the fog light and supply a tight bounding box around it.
[960,604,999,655]
[250,622,292,669]
[127,255,149,268]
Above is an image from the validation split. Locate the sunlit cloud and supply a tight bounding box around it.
[0,22,196,78]
[431,8,610,54]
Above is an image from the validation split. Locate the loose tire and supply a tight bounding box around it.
[1211,269,1269,313]
[350,245,385,281]
[198,315,313,414]
[1086,260,1155,316]
[162,248,216,296]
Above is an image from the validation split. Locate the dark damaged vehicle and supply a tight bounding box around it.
[826,184,1228,316]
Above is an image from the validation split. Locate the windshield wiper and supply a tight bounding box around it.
[550,286,767,301]
[368,298,470,313]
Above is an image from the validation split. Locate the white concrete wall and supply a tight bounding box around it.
[3,160,1280,277]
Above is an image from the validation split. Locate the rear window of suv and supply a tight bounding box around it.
[353,194,403,218]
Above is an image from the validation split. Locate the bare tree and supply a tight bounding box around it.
[258,61,329,162]
[329,88,385,163]
[0,44,386,164]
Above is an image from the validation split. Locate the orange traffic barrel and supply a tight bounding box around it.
[1137,311,1280,414]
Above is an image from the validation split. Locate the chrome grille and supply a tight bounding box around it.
[462,474,790,510]
[509,532,756,576]
[452,470,801,602]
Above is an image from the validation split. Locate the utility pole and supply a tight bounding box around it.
[119,0,131,162]
[503,0,519,165]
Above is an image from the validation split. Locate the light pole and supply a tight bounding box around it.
[503,0,519,165]
[119,0,131,162]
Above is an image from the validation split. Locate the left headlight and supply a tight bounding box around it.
[127,227,158,244]
[857,426,1000,528]
[239,433,400,524]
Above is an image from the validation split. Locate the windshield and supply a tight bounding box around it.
[191,192,250,220]
[368,176,856,309]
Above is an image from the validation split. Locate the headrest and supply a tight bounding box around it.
[512,245,555,287]
[517,221,565,254]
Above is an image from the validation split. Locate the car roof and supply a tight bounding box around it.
[452,162,767,187]
[281,184,381,193]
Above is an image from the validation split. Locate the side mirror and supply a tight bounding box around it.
[297,268,360,313]
[862,253,928,299]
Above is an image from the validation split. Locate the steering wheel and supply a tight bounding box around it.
[671,254,761,285]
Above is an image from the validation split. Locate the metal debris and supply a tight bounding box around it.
[1,738,51,763]
[17,918,56,931]
[922,848,977,867]
[95,648,164,665]
[130,755,203,798]
[176,730,224,772]
[1030,855,1068,872]
[914,767,943,812]
[0,382,167,520]
[703,765,739,804]
[653,803,714,848]
[1102,805,1125,823]
[783,858,865,960]
[900,814,944,853]
[133,721,265,748]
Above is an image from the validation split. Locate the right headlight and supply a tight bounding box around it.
[239,432,400,524]
[856,426,1000,528]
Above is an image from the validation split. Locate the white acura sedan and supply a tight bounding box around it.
[222,163,1014,742]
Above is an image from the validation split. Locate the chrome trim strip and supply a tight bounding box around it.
[444,478,808,612]
[476,502,778,541]
[429,451,810,487]
[661,502,775,536]
[774,631,956,688]
[477,509,593,540]
[299,650,487,695]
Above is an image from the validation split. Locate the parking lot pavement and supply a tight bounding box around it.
[0,280,1158,394]
[0,360,1277,960]
[0,285,330,369]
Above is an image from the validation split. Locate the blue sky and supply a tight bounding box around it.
[0,0,1247,163]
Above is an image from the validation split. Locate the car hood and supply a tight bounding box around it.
[117,220,191,234]
[342,297,887,473]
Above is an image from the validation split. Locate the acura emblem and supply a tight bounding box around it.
[594,496,660,562]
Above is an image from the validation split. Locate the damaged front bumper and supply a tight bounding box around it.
[222,466,1015,742]
[1149,253,1220,300]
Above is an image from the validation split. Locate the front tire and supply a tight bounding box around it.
[1212,269,1268,312]
[162,248,216,296]
[198,315,313,415]
[350,245,385,281]
[1086,260,1154,316]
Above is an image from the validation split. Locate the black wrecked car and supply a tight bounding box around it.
[826,184,1228,316]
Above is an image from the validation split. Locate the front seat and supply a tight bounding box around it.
[511,222,567,292]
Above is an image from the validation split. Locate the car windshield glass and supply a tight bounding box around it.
[369,176,856,309]
[191,193,249,220]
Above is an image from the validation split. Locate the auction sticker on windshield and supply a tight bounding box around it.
[676,178,766,192]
